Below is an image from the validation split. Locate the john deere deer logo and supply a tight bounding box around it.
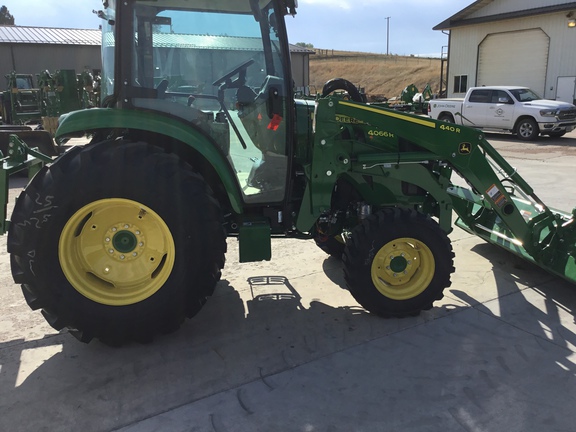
[459,142,472,155]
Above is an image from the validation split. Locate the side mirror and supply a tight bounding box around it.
[498,97,512,104]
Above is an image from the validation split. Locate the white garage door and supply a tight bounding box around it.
[477,29,549,95]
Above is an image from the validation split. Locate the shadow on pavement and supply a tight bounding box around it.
[0,275,413,431]
[1,252,576,431]
[484,131,576,149]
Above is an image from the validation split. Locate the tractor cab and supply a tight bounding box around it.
[100,0,297,205]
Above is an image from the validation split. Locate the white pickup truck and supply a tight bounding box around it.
[428,86,576,140]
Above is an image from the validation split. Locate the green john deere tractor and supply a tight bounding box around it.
[2,0,576,345]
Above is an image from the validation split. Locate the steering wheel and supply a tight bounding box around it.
[212,59,255,88]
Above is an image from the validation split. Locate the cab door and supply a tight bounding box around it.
[461,89,491,127]
[127,2,294,206]
[484,90,515,129]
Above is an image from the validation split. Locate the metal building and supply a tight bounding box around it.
[435,0,576,103]
[0,26,101,81]
[0,25,312,93]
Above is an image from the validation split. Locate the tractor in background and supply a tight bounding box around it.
[373,83,434,114]
[0,69,101,158]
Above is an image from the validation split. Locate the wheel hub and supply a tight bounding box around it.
[59,198,175,306]
[106,224,144,261]
[112,229,138,254]
[371,237,435,300]
[389,255,409,273]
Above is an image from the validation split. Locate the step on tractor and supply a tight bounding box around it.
[2,0,576,345]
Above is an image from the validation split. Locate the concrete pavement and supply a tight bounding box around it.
[1,131,576,431]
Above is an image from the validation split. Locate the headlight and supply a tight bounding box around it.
[540,109,558,117]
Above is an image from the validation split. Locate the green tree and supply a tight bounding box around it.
[0,5,14,25]
[296,42,314,49]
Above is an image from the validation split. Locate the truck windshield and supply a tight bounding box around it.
[130,1,289,203]
[509,88,542,102]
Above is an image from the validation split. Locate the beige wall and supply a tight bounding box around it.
[0,44,101,85]
[447,10,576,99]
[290,52,311,93]
[0,44,311,94]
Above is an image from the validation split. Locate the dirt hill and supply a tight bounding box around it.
[309,49,445,101]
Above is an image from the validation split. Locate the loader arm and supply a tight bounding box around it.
[300,97,576,282]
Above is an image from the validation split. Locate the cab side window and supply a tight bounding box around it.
[492,90,512,104]
[469,89,491,103]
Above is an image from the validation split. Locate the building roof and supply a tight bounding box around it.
[0,25,313,54]
[0,25,101,45]
[434,0,576,30]
[288,44,316,54]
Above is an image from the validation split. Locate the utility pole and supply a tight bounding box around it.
[385,17,391,55]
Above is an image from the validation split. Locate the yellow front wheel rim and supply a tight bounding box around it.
[371,237,435,300]
[59,198,175,306]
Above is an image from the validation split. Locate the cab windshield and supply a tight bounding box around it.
[129,0,289,203]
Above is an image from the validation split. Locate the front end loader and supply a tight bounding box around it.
[1,0,575,345]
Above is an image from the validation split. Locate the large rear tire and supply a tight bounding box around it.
[8,140,226,345]
[343,208,454,317]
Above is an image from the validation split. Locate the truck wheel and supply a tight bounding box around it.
[8,140,226,345]
[343,208,454,317]
[516,118,539,141]
[438,113,454,123]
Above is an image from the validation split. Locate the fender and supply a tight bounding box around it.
[56,108,244,214]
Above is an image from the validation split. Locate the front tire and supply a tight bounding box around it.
[343,208,454,317]
[516,118,539,141]
[8,140,226,345]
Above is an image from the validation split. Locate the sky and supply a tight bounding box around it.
[3,0,472,57]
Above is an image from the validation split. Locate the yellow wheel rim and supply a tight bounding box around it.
[59,198,175,306]
[371,237,435,300]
